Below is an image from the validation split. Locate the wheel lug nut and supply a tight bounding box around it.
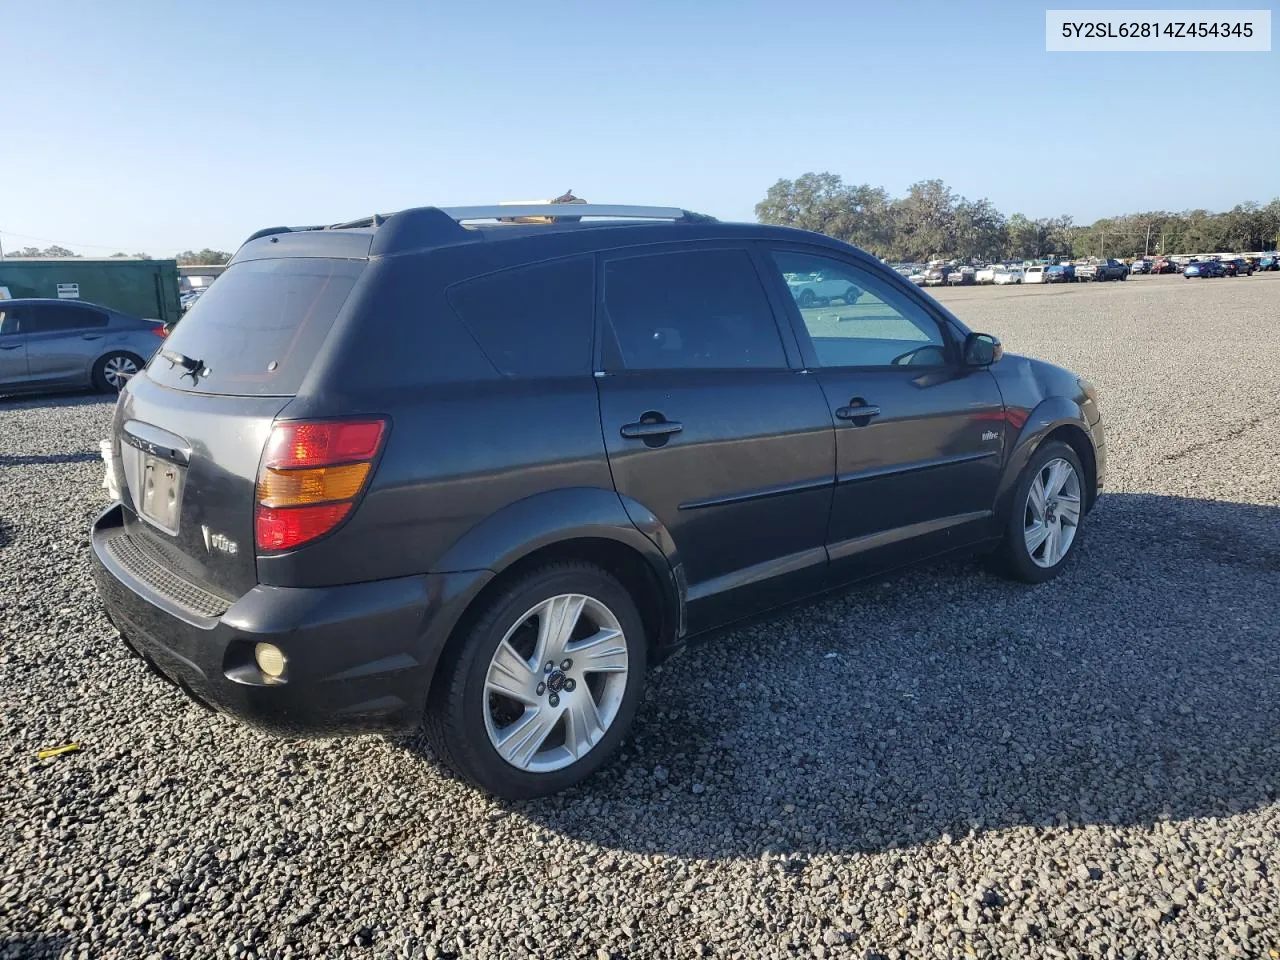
[563,678,576,692]
[560,659,572,670]
[536,682,546,696]
[544,662,554,673]
[548,693,560,708]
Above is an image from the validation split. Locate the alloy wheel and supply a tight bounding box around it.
[483,593,629,773]
[103,355,138,389]
[1023,458,1082,568]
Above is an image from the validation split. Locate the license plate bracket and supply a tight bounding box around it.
[139,453,185,535]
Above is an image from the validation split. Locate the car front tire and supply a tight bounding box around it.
[991,440,1087,584]
[424,561,647,799]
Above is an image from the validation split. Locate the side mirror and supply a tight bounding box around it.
[964,332,1003,366]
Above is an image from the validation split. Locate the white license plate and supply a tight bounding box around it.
[139,454,185,534]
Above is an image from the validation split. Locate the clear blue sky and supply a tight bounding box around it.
[2,0,1275,256]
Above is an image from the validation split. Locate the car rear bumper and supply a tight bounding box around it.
[90,503,491,736]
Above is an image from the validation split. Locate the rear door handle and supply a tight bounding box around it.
[0,343,21,351]
[620,420,683,439]
[835,402,881,422]
[81,334,103,341]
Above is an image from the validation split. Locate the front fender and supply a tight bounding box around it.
[996,396,1096,519]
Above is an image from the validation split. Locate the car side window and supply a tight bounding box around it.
[448,257,594,378]
[766,251,948,368]
[22,305,107,333]
[601,248,786,371]
[0,309,20,336]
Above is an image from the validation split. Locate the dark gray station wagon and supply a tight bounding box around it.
[91,203,1106,798]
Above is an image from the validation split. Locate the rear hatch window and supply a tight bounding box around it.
[148,258,364,396]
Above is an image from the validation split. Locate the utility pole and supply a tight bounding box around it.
[1144,223,1152,257]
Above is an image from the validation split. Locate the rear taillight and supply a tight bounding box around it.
[151,326,168,338]
[254,418,387,552]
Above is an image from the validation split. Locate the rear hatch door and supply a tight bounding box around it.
[112,255,366,599]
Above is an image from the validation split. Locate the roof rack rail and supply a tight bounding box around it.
[238,203,718,258]
[440,204,714,223]
[326,213,387,230]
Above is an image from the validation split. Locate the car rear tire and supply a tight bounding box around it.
[991,441,1087,584]
[423,561,647,799]
[797,289,816,308]
[844,286,861,305]
[92,352,144,392]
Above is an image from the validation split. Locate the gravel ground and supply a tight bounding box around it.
[2,273,1278,960]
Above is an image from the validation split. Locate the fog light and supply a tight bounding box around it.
[254,643,287,680]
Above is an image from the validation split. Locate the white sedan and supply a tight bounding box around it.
[785,271,862,307]
[993,267,1024,285]
[975,265,998,284]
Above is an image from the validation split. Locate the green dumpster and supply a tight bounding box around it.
[0,258,182,324]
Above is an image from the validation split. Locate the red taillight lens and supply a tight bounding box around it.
[255,503,352,552]
[254,418,387,552]
[151,326,168,338]
[264,420,385,469]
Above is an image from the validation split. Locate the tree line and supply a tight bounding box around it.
[755,173,1280,262]
[1,245,232,265]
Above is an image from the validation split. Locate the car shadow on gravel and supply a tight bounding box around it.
[0,933,69,959]
[0,391,115,409]
[0,452,102,468]
[405,492,1280,859]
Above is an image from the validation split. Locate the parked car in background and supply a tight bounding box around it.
[1258,253,1279,271]
[180,289,207,313]
[785,269,862,306]
[1024,265,1048,284]
[975,265,998,284]
[993,266,1024,284]
[0,299,166,395]
[1129,259,1153,274]
[88,200,1107,799]
[1151,257,1181,274]
[1220,257,1254,277]
[1044,265,1075,284]
[908,270,927,286]
[1076,259,1128,282]
[1183,259,1226,278]
[923,265,952,287]
[947,266,976,286]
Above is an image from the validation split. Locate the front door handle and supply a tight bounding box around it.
[835,400,881,423]
[81,334,103,341]
[620,419,683,439]
[0,343,21,351]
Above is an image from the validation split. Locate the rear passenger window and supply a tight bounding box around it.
[602,249,786,371]
[24,305,108,333]
[447,257,594,378]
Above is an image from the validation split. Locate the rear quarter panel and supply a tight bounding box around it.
[257,253,617,588]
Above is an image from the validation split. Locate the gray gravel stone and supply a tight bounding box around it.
[2,276,1279,958]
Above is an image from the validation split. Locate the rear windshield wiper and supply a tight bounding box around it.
[159,349,207,381]
[160,348,202,373]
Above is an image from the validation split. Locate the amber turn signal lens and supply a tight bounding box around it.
[256,462,370,508]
